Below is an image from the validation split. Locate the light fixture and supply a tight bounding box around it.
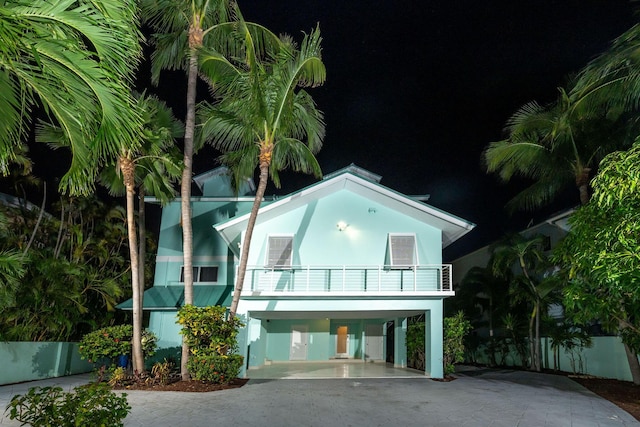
[336,221,349,231]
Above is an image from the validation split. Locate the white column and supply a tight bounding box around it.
[427,302,444,378]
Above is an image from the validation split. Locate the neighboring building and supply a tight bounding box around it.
[121,164,475,378]
[450,209,574,290]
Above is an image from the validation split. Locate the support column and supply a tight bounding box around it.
[394,317,407,368]
[427,302,444,378]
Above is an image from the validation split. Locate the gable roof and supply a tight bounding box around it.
[215,166,475,250]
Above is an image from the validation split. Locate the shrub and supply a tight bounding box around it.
[187,354,244,384]
[443,311,472,375]
[151,359,174,385]
[407,320,426,371]
[5,383,130,427]
[177,305,244,381]
[79,325,157,365]
[177,305,243,355]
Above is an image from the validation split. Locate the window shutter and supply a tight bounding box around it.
[389,235,416,266]
[267,236,293,267]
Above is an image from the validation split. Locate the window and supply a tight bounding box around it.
[388,234,417,267]
[266,235,293,268]
[180,266,219,283]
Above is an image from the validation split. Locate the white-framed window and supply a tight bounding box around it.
[266,235,294,268]
[388,234,417,267]
[180,266,219,283]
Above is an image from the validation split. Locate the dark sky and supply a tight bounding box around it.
[23,1,639,261]
[198,1,636,260]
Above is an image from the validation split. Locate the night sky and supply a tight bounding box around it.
[198,1,637,260]
[22,1,640,261]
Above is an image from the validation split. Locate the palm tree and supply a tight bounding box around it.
[570,23,640,123]
[140,0,281,379]
[483,83,631,212]
[458,265,511,339]
[199,24,326,319]
[0,0,142,195]
[491,234,556,372]
[100,94,183,373]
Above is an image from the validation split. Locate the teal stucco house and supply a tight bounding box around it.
[133,164,475,378]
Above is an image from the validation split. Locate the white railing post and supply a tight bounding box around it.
[413,266,417,291]
[342,265,346,291]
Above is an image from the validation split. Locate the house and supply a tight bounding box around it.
[451,209,574,290]
[124,164,475,378]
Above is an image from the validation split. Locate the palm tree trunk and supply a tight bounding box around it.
[576,167,591,205]
[534,302,541,372]
[180,48,199,381]
[527,305,535,370]
[122,158,145,373]
[54,201,66,259]
[23,182,46,256]
[228,161,269,319]
[138,187,146,311]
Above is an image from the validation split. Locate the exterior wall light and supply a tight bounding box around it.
[336,221,349,231]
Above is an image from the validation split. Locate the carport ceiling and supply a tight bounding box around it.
[249,310,425,321]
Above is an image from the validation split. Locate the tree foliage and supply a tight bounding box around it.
[0,195,144,341]
[490,234,558,371]
[484,81,633,212]
[0,0,143,194]
[555,141,640,347]
[443,311,472,375]
[200,22,326,319]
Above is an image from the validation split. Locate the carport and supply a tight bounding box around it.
[238,299,445,378]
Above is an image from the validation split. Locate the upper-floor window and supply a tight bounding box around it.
[388,234,417,267]
[266,235,293,268]
[180,266,219,283]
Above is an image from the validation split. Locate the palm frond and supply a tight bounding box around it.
[1,0,143,195]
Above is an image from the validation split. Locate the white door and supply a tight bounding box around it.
[365,324,384,361]
[290,325,308,360]
[336,325,349,358]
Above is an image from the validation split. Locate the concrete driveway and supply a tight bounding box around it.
[1,366,638,426]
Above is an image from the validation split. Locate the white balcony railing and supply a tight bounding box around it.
[241,264,452,295]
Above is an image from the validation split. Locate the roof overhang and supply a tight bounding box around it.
[117,286,232,311]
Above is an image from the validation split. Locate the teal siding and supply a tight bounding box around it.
[247,191,442,267]
[245,318,388,364]
[149,311,182,349]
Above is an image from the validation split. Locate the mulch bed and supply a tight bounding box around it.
[114,377,249,392]
[570,376,640,422]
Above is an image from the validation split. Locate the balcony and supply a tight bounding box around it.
[241,264,453,296]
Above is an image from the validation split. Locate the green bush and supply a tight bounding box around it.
[187,354,244,384]
[177,305,244,381]
[79,325,157,364]
[407,320,426,371]
[5,383,130,427]
[177,305,243,355]
[443,311,472,375]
